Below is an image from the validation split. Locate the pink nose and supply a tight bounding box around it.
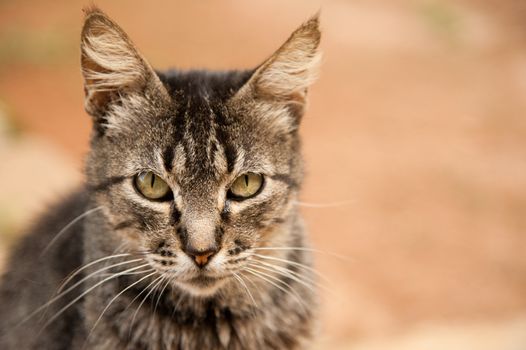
[184,246,217,267]
[193,252,214,267]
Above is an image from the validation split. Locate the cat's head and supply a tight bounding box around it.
[81,7,320,296]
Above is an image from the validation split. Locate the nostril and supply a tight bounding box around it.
[184,246,217,267]
[193,251,214,266]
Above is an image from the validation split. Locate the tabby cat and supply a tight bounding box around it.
[0,6,321,349]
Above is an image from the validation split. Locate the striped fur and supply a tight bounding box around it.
[0,6,321,350]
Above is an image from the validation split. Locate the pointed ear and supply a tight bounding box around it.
[253,15,321,104]
[80,6,168,121]
[233,15,321,130]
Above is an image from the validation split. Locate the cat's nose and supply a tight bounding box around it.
[183,246,218,267]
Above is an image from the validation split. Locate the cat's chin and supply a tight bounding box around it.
[175,275,228,297]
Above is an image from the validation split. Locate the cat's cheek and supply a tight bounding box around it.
[116,229,143,248]
[205,251,227,274]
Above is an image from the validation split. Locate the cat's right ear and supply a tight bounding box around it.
[231,15,321,133]
[80,6,168,127]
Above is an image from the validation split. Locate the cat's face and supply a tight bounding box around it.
[81,8,320,296]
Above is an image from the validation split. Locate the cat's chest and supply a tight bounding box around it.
[82,291,266,350]
[79,258,314,350]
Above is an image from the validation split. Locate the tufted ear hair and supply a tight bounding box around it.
[233,14,321,131]
[80,6,168,127]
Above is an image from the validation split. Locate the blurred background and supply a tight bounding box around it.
[1,0,526,348]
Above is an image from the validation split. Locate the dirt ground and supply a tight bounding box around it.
[1,0,526,348]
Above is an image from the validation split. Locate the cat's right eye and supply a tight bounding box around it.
[134,171,172,201]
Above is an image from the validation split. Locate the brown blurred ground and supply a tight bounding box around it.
[1,0,526,348]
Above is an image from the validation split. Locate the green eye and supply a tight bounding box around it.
[134,171,172,200]
[228,173,264,199]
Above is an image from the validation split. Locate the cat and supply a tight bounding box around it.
[0,6,321,349]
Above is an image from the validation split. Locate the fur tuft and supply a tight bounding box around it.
[82,4,104,17]
[80,7,166,121]
[253,14,322,102]
[231,14,322,132]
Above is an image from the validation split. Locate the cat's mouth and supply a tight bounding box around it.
[187,275,221,287]
[176,272,230,296]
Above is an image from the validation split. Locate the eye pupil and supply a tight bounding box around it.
[228,172,263,200]
[134,171,172,201]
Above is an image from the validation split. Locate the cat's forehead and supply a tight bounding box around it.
[146,70,268,183]
[110,68,293,184]
[158,69,254,102]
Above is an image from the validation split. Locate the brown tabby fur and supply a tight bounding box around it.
[0,6,321,349]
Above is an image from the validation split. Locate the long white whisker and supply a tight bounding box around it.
[98,269,153,277]
[56,253,133,294]
[247,262,316,293]
[124,274,163,313]
[232,272,258,309]
[171,287,186,319]
[58,259,144,299]
[83,271,157,348]
[253,247,352,262]
[154,277,170,314]
[38,263,150,333]
[244,267,308,313]
[293,200,353,208]
[252,253,330,284]
[37,248,128,323]
[249,260,338,300]
[16,258,143,328]
[250,259,315,282]
[41,207,104,256]
[129,275,165,336]
[148,276,171,332]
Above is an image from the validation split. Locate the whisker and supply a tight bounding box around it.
[171,287,186,319]
[250,259,315,282]
[40,206,105,256]
[155,277,171,312]
[135,250,154,256]
[292,200,354,208]
[247,261,317,293]
[98,269,153,277]
[58,259,144,297]
[243,267,308,313]
[232,272,258,309]
[38,263,150,334]
[252,253,331,284]
[248,260,337,299]
[83,271,157,349]
[128,275,165,336]
[123,274,163,314]
[37,247,128,322]
[148,276,171,331]
[16,258,143,328]
[56,253,134,294]
[253,247,352,262]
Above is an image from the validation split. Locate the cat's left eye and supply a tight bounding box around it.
[228,173,264,200]
[134,171,172,200]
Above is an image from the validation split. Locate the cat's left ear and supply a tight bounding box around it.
[233,15,321,130]
[80,6,168,124]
